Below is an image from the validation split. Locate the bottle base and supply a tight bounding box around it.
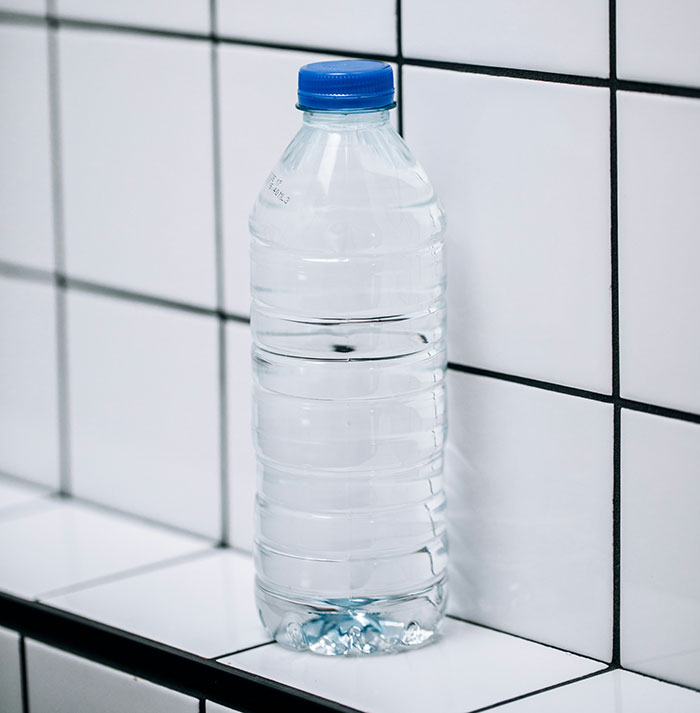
[256,577,447,656]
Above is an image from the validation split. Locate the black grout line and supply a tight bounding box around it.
[617,79,700,100]
[617,398,700,425]
[19,636,31,713]
[199,699,206,713]
[612,405,622,665]
[222,311,251,325]
[54,288,71,495]
[446,614,609,665]
[217,320,231,546]
[395,0,404,137]
[211,640,275,661]
[464,667,614,713]
[0,260,54,284]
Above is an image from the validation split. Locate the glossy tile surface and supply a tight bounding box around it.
[618,92,700,413]
[47,550,270,657]
[26,639,198,713]
[0,499,207,598]
[216,0,396,54]
[221,618,605,713]
[59,29,216,306]
[404,67,611,392]
[0,24,53,271]
[57,0,210,33]
[497,670,700,712]
[0,476,48,516]
[402,0,608,76]
[0,626,23,713]
[67,291,221,538]
[621,410,700,689]
[226,321,255,550]
[446,371,613,661]
[617,0,700,86]
[0,278,59,487]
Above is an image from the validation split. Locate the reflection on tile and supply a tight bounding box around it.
[0,23,54,271]
[495,670,700,712]
[621,410,700,689]
[446,371,613,661]
[403,66,611,392]
[47,550,270,658]
[0,476,48,517]
[220,618,605,713]
[0,626,23,713]
[26,639,197,713]
[0,499,208,598]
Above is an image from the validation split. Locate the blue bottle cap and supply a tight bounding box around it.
[297,60,395,112]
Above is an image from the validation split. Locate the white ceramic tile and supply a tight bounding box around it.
[221,618,605,713]
[403,0,608,76]
[0,0,44,13]
[67,290,221,538]
[26,639,197,713]
[0,626,23,713]
[59,29,216,306]
[0,24,53,271]
[0,499,207,598]
[48,550,270,657]
[207,703,243,713]
[0,475,49,516]
[57,0,210,33]
[226,321,255,550]
[446,371,613,661]
[495,670,700,712]
[404,67,611,392]
[0,278,59,487]
[216,0,396,54]
[617,0,700,87]
[621,410,700,689]
[218,45,398,316]
[618,92,700,413]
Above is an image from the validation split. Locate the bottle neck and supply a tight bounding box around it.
[302,108,391,129]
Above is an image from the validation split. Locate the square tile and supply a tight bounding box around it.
[0,626,23,713]
[495,670,700,712]
[218,45,399,316]
[402,0,608,76]
[617,0,700,86]
[216,0,396,54]
[220,618,605,713]
[403,67,611,392]
[0,499,208,598]
[618,92,700,413]
[59,28,216,306]
[0,0,45,13]
[0,24,53,271]
[621,409,700,689]
[67,290,221,538]
[446,371,613,661]
[0,475,49,517]
[226,321,255,550]
[57,0,210,33]
[0,277,59,487]
[26,639,197,713]
[47,550,271,658]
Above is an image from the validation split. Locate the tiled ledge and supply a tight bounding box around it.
[1,477,698,713]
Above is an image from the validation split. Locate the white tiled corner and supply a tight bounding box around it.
[0,476,49,517]
[67,290,221,538]
[226,321,255,550]
[221,618,605,713]
[495,670,700,712]
[0,24,53,271]
[0,499,208,599]
[404,67,611,392]
[0,278,59,487]
[216,0,396,54]
[56,0,210,33]
[618,92,700,414]
[0,626,23,713]
[0,0,44,14]
[621,410,700,689]
[47,549,270,657]
[617,0,700,87]
[402,0,608,77]
[26,639,198,713]
[446,371,613,661]
[59,28,216,306]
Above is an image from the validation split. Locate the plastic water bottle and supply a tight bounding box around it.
[250,60,447,656]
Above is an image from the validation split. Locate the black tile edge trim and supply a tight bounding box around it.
[0,592,363,713]
[19,635,30,713]
[445,614,609,665]
[464,667,614,713]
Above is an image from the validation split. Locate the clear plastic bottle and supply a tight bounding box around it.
[250,60,447,656]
